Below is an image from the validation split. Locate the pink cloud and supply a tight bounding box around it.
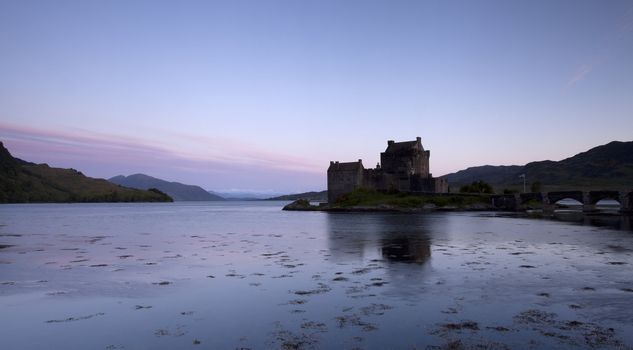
[565,63,594,89]
[0,122,321,171]
[565,7,633,91]
[618,6,633,34]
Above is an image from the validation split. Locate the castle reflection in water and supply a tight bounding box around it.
[325,212,445,266]
[325,211,633,268]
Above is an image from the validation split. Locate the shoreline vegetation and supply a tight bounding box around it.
[283,188,493,212]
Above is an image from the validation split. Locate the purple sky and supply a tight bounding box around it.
[1,1,632,193]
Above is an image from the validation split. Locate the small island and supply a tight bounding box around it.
[283,188,491,212]
[284,137,482,212]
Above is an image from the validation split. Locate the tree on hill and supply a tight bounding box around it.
[459,180,494,194]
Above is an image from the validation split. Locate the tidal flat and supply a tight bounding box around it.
[1,202,632,349]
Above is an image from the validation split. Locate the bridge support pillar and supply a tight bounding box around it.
[622,217,632,230]
[582,192,597,213]
[582,204,597,212]
[541,193,554,213]
[514,193,523,211]
[620,191,633,214]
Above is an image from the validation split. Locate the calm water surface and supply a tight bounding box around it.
[1,202,632,349]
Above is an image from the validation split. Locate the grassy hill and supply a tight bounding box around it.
[109,174,224,201]
[0,142,172,203]
[443,141,633,192]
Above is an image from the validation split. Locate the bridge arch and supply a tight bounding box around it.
[547,191,584,205]
[588,191,621,205]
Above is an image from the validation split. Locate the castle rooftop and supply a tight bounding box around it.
[385,137,423,153]
[328,160,364,171]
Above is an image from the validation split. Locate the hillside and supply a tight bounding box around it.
[443,141,633,192]
[109,174,224,201]
[267,190,327,201]
[0,142,172,203]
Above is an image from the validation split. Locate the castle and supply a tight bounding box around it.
[327,137,448,204]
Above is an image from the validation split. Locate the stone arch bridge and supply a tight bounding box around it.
[491,190,633,213]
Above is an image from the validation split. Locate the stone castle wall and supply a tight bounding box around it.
[327,160,364,204]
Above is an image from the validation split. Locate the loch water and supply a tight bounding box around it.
[1,202,632,349]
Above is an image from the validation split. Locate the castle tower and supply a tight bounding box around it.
[380,137,430,177]
[327,159,364,204]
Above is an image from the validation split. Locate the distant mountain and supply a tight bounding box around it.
[109,174,224,201]
[209,190,284,200]
[443,141,633,192]
[267,190,327,201]
[0,142,172,203]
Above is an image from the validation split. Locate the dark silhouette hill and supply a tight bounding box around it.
[109,174,224,201]
[443,141,633,192]
[0,142,172,203]
[267,190,327,201]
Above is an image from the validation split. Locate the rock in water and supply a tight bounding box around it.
[282,199,320,211]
